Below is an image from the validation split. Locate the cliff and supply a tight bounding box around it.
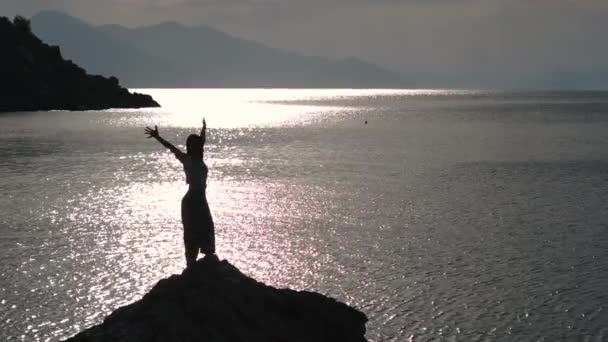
[0,16,159,112]
[63,256,368,342]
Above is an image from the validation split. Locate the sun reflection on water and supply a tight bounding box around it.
[123,88,357,128]
[57,146,331,309]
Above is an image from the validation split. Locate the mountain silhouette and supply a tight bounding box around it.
[31,11,180,87]
[31,11,406,88]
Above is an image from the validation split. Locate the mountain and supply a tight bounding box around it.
[0,16,159,112]
[31,11,406,88]
[31,11,180,87]
[64,256,368,342]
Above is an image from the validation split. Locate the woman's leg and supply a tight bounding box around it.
[184,237,199,268]
[200,200,215,255]
[182,194,199,267]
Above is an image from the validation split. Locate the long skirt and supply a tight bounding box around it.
[181,189,215,264]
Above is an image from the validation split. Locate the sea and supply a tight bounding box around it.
[0,89,607,341]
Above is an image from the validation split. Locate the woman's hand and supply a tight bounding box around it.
[200,118,207,141]
[145,125,160,139]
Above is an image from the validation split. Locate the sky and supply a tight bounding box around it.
[3,0,608,88]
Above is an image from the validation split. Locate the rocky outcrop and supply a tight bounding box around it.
[0,16,159,112]
[63,256,368,342]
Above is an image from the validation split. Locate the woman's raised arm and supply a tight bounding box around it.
[200,118,207,146]
[145,125,185,158]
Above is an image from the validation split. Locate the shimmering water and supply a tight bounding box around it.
[1,89,607,341]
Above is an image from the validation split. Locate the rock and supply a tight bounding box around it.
[0,16,160,112]
[63,255,368,342]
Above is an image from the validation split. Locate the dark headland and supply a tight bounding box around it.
[63,256,368,342]
[0,16,159,113]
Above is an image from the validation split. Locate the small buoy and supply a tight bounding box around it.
[364,120,368,125]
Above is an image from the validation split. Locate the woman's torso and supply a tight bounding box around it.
[180,155,208,191]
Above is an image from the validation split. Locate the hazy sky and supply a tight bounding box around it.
[3,0,608,87]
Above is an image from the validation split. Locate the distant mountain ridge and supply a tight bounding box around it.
[31,11,406,88]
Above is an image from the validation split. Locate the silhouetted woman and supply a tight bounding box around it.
[145,119,215,267]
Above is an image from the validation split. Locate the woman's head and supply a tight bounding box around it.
[186,134,202,157]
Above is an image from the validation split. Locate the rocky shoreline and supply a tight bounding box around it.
[63,256,368,342]
[0,16,159,113]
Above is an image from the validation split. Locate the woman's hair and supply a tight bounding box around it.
[186,134,202,158]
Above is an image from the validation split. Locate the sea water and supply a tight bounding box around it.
[1,89,607,341]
